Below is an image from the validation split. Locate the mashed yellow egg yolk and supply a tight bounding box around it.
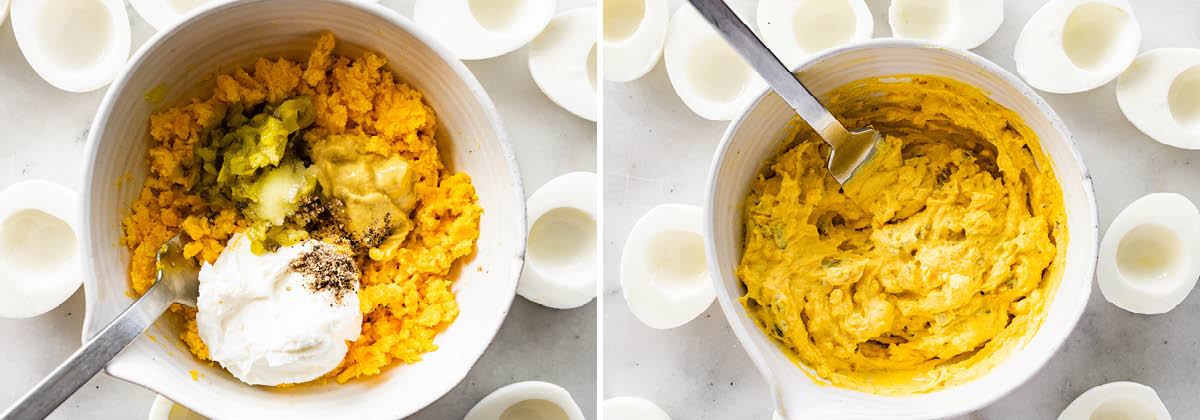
[737,75,1067,395]
[120,32,482,384]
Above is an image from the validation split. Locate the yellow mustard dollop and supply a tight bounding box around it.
[737,75,1068,395]
[309,133,417,260]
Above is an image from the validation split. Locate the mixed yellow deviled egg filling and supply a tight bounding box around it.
[738,75,1067,395]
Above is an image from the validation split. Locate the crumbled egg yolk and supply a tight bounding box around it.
[121,32,482,384]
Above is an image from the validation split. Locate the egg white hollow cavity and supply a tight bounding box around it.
[11,0,131,93]
[602,397,672,420]
[620,203,714,329]
[604,0,668,82]
[519,172,598,309]
[148,395,209,420]
[1058,381,1171,420]
[888,0,1002,50]
[0,180,81,319]
[1117,48,1200,149]
[1,0,9,28]
[464,381,585,420]
[1014,0,1141,94]
[129,0,215,32]
[1098,193,1200,314]
[757,0,873,69]
[664,4,766,121]
[529,7,598,122]
[414,0,555,60]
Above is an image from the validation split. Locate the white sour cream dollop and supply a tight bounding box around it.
[197,233,362,386]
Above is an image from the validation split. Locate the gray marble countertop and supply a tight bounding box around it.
[0,0,596,418]
[603,0,1200,419]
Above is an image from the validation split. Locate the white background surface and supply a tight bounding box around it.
[0,0,597,418]
[603,0,1200,419]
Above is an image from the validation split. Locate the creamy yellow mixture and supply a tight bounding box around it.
[737,75,1067,395]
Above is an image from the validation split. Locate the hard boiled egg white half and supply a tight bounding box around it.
[603,0,668,83]
[888,0,1002,50]
[757,0,873,69]
[1014,0,1141,94]
[529,7,598,122]
[664,4,766,121]
[11,0,131,93]
[620,203,714,329]
[464,381,585,420]
[519,172,598,309]
[0,180,82,319]
[1,0,9,27]
[1058,382,1171,420]
[1117,48,1200,149]
[1098,193,1200,314]
[602,397,672,420]
[414,0,555,61]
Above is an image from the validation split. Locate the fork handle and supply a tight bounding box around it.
[686,0,852,144]
[1,281,174,420]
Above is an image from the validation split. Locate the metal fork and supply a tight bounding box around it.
[1,234,200,420]
[688,0,884,185]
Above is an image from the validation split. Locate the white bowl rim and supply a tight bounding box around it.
[78,0,526,417]
[703,38,1099,417]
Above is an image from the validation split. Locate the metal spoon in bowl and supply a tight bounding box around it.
[1,234,199,420]
[687,0,885,187]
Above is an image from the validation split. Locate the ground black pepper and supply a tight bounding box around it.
[293,197,389,257]
[289,242,358,302]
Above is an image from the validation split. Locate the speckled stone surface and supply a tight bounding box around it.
[603,0,1200,419]
[0,0,596,418]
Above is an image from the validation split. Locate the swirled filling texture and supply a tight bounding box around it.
[738,75,1067,395]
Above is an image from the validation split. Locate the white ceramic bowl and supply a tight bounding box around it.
[704,40,1099,419]
[80,1,526,419]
